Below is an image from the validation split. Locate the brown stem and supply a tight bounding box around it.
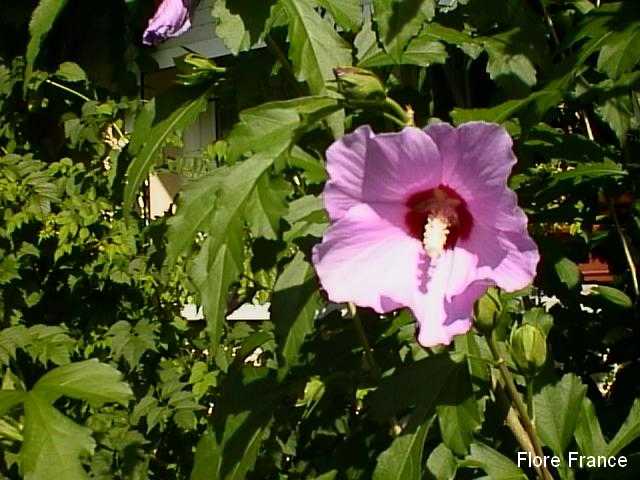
[488,335,554,480]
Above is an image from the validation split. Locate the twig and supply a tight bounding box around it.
[609,199,640,297]
[348,303,381,380]
[45,79,91,102]
[487,335,554,480]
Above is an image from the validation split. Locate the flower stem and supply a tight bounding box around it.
[384,97,413,126]
[609,199,640,298]
[45,79,91,102]
[487,334,553,480]
[348,303,381,380]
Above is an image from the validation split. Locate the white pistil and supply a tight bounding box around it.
[423,216,450,259]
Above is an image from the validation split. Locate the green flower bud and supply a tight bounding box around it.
[175,53,225,86]
[333,67,386,103]
[510,324,547,374]
[474,287,502,334]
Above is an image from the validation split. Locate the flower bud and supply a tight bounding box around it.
[474,287,502,334]
[333,67,386,103]
[175,54,225,86]
[510,324,547,374]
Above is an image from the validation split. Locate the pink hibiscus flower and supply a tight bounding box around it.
[312,122,539,347]
[143,0,193,46]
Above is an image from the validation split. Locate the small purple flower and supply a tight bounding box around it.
[312,122,539,347]
[143,0,193,46]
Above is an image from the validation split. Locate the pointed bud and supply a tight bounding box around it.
[333,67,386,103]
[175,53,225,86]
[474,287,502,334]
[510,324,547,374]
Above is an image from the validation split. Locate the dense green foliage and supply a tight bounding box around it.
[1,1,640,479]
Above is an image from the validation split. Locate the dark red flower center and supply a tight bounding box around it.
[405,185,473,253]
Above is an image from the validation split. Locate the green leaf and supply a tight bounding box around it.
[436,360,483,455]
[282,0,352,95]
[367,354,465,420]
[372,414,435,480]
[20,392,96,480]
[190,221,244,355]
[107,319,158,368]
[575,397,607,457]
[33,359,133,406]
[54,62,87,83]
[534,373,587,455]
[272,252,321,379]
[595,94,634,144]
[359,34,447,67]
[0,325,30,364]
[191,428,221,480]
[462,442,527,480]
[592,286,633,309]
[0,390,25,415]
[607,399,640,457]
[316,0,363,31]
[211,0,276,55]
[244,175,290,240]
[426,443,457,480]
[25,0,70,78]
[186,155,274,351]
[597,24,640,79]
[372,0,436,62]
[124,84,213,211]
[226,96,340,162]
[482,29,538,87]
[554,257,581,290]
[191,367,276,480]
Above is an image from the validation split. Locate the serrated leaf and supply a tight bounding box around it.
[226,96,340,162]
[372,415,435,480]
[372,0,436,62]
[244,175,290,240]
[0,325,30,364]
[608,399,640,457]
[534,373,587,455]
[192,367,276,480]
[211,0,276,55]
[107,320,158,368]
[483,29,537,87]
[597,24,640,79]
[33,359,133,406]
[273,252,321,378]
[316,0,363,31]
[25,0,70,79]
[595,94,634,144]
[124,84,213,211]
[282,0,352,95]
[0,390,25,415]
[20,392,96,480]
[462,443,527,480]
[195,156,273,349]
[575,397,607,457]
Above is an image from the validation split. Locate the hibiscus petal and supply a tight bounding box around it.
[324,127,442,221]
[143,0,192,46]
[424,121,524,230]
[408,248,482,346]
[312,203,423,312]
[324,125,374,221]
[363,127,442,203]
